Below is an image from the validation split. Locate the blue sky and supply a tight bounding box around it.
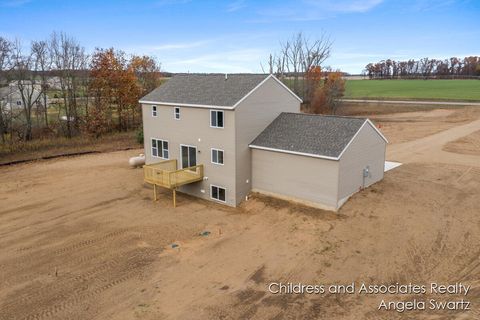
[1,0,479,74]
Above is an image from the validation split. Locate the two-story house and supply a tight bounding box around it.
[140,74,387,211]
[140,74,302,207]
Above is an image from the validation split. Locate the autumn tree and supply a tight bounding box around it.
[305,66,322,103]
[130,55,161,124]
[310,72,346,115]
[88,48,141,136]
[130,55,162,95]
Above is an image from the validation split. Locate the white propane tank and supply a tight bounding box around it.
[129,154,145,168]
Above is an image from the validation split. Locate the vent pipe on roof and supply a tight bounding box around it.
[225,73,228,80]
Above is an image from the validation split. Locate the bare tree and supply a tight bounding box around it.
[266,32,332,102]
[10,40,44,141]
[31,40,51,128]
[49,32,88,137]
[0,37,13,142]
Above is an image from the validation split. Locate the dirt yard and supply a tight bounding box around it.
[0,107,479,319]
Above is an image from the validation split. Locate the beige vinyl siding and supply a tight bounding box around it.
[234,77,300,205]
[337,123,386,203]
[251,149,339,210]
[142,104,237,206]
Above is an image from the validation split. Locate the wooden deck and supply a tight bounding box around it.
[144,159,204,207]
[144,159,204,189]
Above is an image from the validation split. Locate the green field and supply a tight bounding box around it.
[344,79,480,101]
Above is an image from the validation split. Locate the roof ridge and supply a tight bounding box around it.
[139,72,271,107]
[280,112,367,121]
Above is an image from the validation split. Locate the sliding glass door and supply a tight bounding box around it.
[181,145,197,168]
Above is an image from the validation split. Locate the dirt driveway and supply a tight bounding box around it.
[0,107,479,319]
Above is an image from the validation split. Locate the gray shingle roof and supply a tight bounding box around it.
[140,74,269,107]
[250,113,368,159]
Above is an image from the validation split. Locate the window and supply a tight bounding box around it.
[211,148,224,165]
[180,145,197,168]
[152,105,157,117]
[16,100,21,106]
[210,110,224,128]
[151,138,169,159]
[211,185,226,202]
[174,107,180,120]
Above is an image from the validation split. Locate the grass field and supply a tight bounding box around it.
[344,79,480,101]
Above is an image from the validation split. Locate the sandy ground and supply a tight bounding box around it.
[0,107,479,319]
[443,130,480,156]
[371,107,480,144]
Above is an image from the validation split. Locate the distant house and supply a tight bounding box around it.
[140,74,387,211]
[0,83,45,111]
[46,76,63,90]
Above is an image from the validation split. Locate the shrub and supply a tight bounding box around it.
[136,126,144,144]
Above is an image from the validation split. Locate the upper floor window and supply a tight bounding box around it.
[211,148,224,165]
[16,100,22,106]
[152,138,169,159]
[174,107,180,120]
[152,105,157,117]
[210,110,224,128]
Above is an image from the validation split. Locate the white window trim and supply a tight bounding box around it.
[152,105,158,117]
[151,138,169,159]
[210,110,224,129]
[174,107,180,120]
[179,144,197,169]
[210,148,224,165]
[210,184,227,203]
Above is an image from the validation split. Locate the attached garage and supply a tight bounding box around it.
[249,113,388,211]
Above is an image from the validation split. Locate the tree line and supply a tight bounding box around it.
[0,32,161,144]
[365,56,480,79]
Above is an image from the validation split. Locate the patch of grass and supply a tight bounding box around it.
[0,131,142,165]
[344,79,480,101]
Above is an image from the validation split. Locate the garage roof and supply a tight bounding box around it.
[250,113,386,160]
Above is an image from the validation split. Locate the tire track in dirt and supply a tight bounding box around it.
[0,239,132,305]
[455,249,480,282]
[0,200,53,217]
[0,225,162,296]
[52,228,131,255]
[1,247,161,320]
[0,228,134,286]
[0,198,133,239]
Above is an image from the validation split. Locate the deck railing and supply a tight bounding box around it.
[143,159,204,189]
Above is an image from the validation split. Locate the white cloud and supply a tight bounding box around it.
[306,0,383,13]
[0,0,31,7]
[411,0,457,11]
[154,0,191,7]
[334,52,410,60]
[141,40,211,51]
[226,0,247,12]
[166,48,267,73]
[252,0,383,22]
